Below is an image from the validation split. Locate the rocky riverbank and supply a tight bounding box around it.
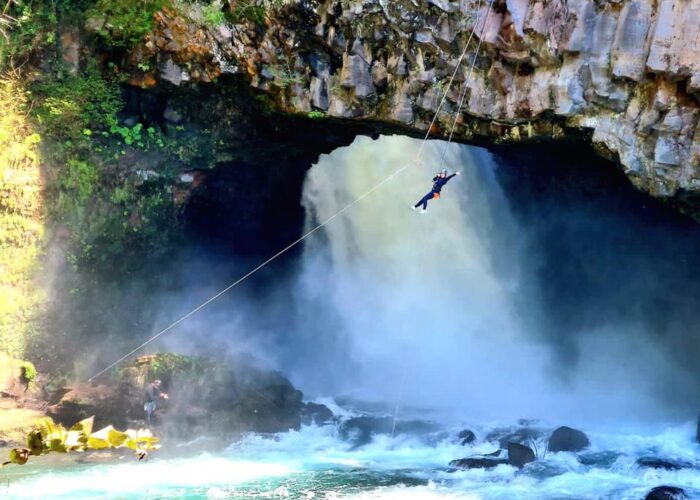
[0,352,327,447]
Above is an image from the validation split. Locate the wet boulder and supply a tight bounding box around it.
[339,416,439,448]
[644,486,688,500]
[449,450,509,470]
[300,402,334,426]
[547,426,590,452]
[47,383,128,430]
[0,354,37,400]
[486,426,544,449]
[636,457,694,471]
[578,451,622,468]
[339,416,393,447]
[457,429,476,445]
[508,442,536,468]
[111,352,305,435]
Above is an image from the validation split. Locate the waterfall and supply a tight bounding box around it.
[289,135,558,420]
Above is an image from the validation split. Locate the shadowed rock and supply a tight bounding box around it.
[644,486,688,500]
[547,426,590,453]
[578,451,622,468]
[449,449,509,470]
[338,416,439,448]
[486,426,544,449]
[508,442,536,468]
[300,402,334,426]
[457,429,476,445]
[636,457,694,471]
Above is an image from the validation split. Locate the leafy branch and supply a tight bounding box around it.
[1,416,160,467]
[0,0,18,42]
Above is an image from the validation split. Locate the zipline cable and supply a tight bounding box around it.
[89,162,411,382]
[87,1,491,383]
[439,0,494,169]
[391,0,494,435]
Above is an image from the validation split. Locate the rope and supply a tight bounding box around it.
[390,362,408,438]
[88,162,410,382]
[415,0,484,162]
[390,0,494,437]
[439,0,494,169]
[87,2,491,383]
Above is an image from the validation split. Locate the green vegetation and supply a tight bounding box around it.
[2,416,159,467]
[230,0,284,25]
[308,110,325,119]
[33,65,122,146]
[202,0,226,27]
[86,0,169,48]
[269,63,302,89]
[0,74,45,358]
[0,0,284,367]
[147,353,210,382]
[0,0,57,68]
[20,360,37,382]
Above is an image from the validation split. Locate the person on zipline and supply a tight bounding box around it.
[412,168,460,213]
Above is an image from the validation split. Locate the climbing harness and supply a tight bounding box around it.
[88,0,496,383]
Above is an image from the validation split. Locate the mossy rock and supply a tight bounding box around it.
[118,352,304,435]
[115,353,212,390]
[0,353,36,398]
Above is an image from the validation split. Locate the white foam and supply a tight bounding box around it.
[4,422,700,499]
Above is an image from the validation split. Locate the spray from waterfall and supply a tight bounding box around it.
[287,135,682,424]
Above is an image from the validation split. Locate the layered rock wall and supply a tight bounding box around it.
[129,0,700,210]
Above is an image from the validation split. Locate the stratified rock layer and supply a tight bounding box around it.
[124,0,700,214]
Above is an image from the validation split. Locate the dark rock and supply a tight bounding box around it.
[300,402,333,426]
[486,426,544,449]
[508,442,536,468]
[644,486,688,500]
[449,451,510,470]
[578,451,622,468]
[449,457,510,469]
[47,383,127,430]
[54,353,306,436]
[457,429,476,445]
[122,115,139,127]
[339,416,392,447]
[636,457,694,471]
[339,416,439,448]
[59,30,81,74]
[547,426,590,452]
[163,104,184,124]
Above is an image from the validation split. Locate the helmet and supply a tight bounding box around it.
[440,168,448,175]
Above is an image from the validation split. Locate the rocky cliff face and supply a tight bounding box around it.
[120,0,700,214]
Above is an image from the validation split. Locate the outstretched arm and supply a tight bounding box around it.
[445,172,460,182]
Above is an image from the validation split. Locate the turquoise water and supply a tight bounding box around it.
[3,420,700,499]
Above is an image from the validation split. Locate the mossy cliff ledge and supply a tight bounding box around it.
[115,0,700,213]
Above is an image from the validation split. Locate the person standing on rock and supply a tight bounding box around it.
[411,168,460,213]
[144,379,168,426]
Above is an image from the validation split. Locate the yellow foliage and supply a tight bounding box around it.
[3,416,160,466]
[0,73,45,358]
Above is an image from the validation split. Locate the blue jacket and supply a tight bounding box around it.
[432,173,456,193]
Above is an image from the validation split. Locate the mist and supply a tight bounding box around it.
[280,135,700,424]
[73,134,700,427]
